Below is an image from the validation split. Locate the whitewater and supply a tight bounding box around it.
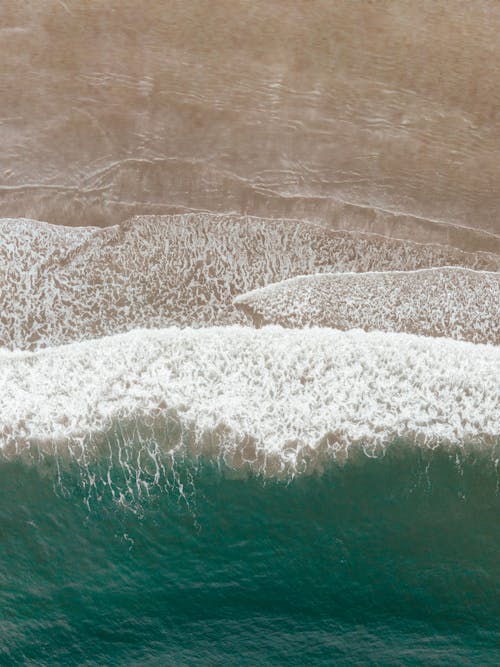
[2,215,498,350]
[235,267,500,344]
[1,215,499,478]
[1,326,498,475]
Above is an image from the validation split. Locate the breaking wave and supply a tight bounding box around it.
[1,327,498,487]
[1,213,499,505]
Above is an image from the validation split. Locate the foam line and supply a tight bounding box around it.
[1,327,498,474]
[1,214,497,350]
[234,268,500,345]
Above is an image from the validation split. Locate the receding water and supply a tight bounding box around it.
[2,1,500,251]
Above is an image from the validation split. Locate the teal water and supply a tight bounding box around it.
[1,444,499,666]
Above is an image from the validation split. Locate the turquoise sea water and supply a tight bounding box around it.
[1,443,499,665]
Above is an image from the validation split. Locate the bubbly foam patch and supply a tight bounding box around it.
[1,214,497,351]
[1,327,498,476]
[0,217,96,277]
[235,268,500,345]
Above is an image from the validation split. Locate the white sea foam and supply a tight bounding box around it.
[1,214,497,351]
[0,217,95,283]
[0,327,498,475]
[235,268,500,345]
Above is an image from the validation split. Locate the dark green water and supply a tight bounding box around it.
[1,445,499,666]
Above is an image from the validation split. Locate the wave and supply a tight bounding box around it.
[1,327,498,479]
[234,267,500,345]
[1,214,498,351]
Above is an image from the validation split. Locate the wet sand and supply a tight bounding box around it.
[1,1,500,250]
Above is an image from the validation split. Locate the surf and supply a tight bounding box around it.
[2,214,498,351]
[1,327,498,473]
[234,267,500,344]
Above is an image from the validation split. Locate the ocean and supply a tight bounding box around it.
[1,445,499,665]
[1,1,500,665]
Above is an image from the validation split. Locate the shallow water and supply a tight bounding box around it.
[2,216,497,351]
[1,1,500,250]
[235,267,500,344]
